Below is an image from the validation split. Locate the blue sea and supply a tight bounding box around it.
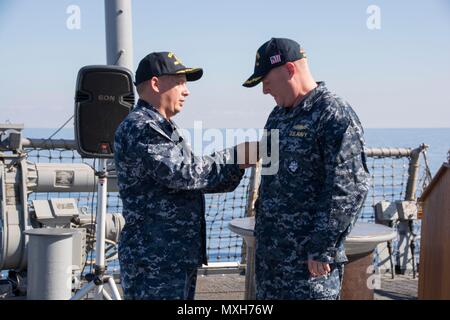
[3,127,445,267]
[22,127,450,176]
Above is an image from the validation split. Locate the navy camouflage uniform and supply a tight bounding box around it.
[114,99,244,300]
[255,82,370,300]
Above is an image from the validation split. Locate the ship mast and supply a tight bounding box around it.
[105,0,134,70]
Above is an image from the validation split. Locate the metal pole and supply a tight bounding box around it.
[246,163,261,218]
[21,138,76,150]
[94,158,108,299]
[242,163,261,265]
[105,0,134,70]
[405,144,427,201]
[398,144,427,274]
[365,147,412,158]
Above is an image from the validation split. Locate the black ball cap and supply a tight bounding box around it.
[243,38,306,88]
[135,51,203,86]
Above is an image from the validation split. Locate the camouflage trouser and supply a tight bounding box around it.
[256,262,344,300]
[120,260,198,300]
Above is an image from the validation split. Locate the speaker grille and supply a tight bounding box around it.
[74,66,134,158]
[123,93,135,105]
[75,91,90,103]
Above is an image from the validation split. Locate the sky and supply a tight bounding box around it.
[0,0,449,129]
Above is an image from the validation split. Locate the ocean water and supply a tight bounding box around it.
[9,127,448,265]
[22,127,450,175]
[364,128,450,176]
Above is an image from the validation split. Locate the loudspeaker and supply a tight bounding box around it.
[74,65,134,158]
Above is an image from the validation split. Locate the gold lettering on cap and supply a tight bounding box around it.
[244,76,262,85]
[300,48,307,58]
[168,52,182,65]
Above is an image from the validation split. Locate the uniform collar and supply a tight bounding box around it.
[294,81,328,112]
[136,99,182,140]
[136,99,167,124]
[278,81,328,119]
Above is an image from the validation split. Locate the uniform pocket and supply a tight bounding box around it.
[308,266,342,300]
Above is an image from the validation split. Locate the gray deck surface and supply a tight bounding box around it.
[195,272,418,300]
[1,271,418,300]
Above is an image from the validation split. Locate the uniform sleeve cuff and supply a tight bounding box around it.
[308,250,336,264]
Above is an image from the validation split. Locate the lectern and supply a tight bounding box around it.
[418,162,450,299]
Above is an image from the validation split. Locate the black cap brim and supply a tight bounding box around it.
[242,73,263,88]
[175,67,203,82]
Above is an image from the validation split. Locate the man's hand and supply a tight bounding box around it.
[308,259,330,277]
[236,141,260,169]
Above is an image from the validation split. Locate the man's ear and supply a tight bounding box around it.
[285,62,296,79]
[150,76,160,93]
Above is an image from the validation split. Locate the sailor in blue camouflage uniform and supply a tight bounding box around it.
[114,52,246,299]
[243,38,370,299]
